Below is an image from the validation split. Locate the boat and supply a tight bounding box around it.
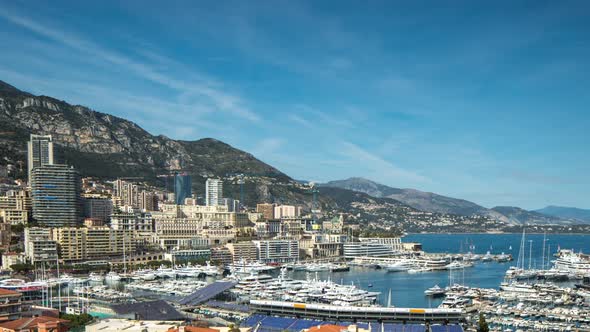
[424,284,446,297]
[383,261,411,272]
[105,271,121,281]
[89,272,104,282]
[482,251,493,262]
[553,250,590,275]
[500,282,536,294]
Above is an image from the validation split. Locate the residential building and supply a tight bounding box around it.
[256,203,275,220]
[274,205,302,219]
[27,134,54,183]
[210,247,232,266]
[0,288,22,322]
[205,178,223,206]
[1,253,26,270]
[83,196,113,223]
[222,198,240,212]
[254,239,299,263]
[0,210,28,225]
[300,234,347,259]
[174,174,191,205]
[226,241,258,262]
[139,191,157,211]
[0,190,31,225]
[51,227,136,262]
[24,228,58,264]
[31,165,82,227]
[111,208,153,233]
[0,223,10,250]
[153,217,203,250]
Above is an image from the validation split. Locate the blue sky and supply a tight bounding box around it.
[1,1,589,210]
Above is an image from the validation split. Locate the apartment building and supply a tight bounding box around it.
[254,239,299,263]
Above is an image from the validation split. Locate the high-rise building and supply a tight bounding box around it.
[205,178,223,206]
[27,134,54,182]
[174,174,192,205]
[256,203,275,220]
[274,205,302,219]
[31,164,82,227]
[83,196,113,223]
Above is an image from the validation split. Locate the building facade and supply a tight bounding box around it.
[256,203,275,220]
[31,165,82,227]
[254,239,299,263]
[174,174,192,205]
[27,134,54,182]
[205,178,223,206]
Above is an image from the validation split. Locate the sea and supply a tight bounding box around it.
[290,233,590,308]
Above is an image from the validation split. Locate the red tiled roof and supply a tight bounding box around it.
[0,288,21,296]
[0,316,68,331]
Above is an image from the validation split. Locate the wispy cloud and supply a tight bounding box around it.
[0,10,261,123]
[339,141,430,184]
[287,114,313,129]
[251,138,284,157]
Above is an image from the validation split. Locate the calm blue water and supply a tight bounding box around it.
[291,233,590,308]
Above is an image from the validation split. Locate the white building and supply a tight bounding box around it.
[205,178,223,206]
[254,239,299,263]
[24,227,59,264]
[358,237,403,251]
[343,242,395,258]
[274,205,302,219]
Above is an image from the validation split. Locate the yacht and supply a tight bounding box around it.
[424,284,446,297]
[553,251,590,275]
[482,251,494,262]
[89,272,104,282]
[383,261,411,272]
[105,271,121,281]
[500,282,536,294]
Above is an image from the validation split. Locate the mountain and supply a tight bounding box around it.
[322,177,499,217]
[322,177,590,226]
[534,206,590,223]
[3,80,587,232]
[490,206,578,225]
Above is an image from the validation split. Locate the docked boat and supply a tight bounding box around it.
[481,251,494,262]
[383,261,411,272]
[553,250,590,275]
[88,272,104,282]
[105,271,121,281]
[424,284,446,297]
[500,282,536,294]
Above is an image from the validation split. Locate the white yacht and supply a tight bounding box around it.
[500,282,536,294]
[553,251,590,275]
[88,272,104,282]
[105,271,121,281]
[383,261,411,272]
[424,284,446,297]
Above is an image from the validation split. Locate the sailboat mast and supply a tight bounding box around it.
[529,240,533,270]
[542,232,546,270]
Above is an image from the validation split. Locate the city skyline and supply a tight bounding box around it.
[0,1,589,209]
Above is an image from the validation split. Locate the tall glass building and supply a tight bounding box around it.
[174,173,192,205]
[31,164,82,227]
[27,134,54,182]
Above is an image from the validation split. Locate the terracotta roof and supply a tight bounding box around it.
[307,325,348,332]
[0,288,21,296]
[0,316,68,331]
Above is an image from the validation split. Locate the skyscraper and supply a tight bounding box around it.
[27,134,54,182]
[31,164,82,227]
[174,173,192,205]
[205,178,223,206]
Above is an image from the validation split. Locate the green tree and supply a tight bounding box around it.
[10,263,34,274]
[477,313,489,332]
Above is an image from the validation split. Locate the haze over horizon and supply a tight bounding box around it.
[0,1,588,210]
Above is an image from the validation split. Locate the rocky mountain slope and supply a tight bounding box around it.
[322,177,499,217]
[323,177,585,225]
[3,79,585,232]
[490,206,580,225]
[534,206,590,224]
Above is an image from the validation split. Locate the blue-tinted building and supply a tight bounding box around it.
[174,173,192,205]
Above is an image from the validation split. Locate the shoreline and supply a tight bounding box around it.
[404,232,590,235]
